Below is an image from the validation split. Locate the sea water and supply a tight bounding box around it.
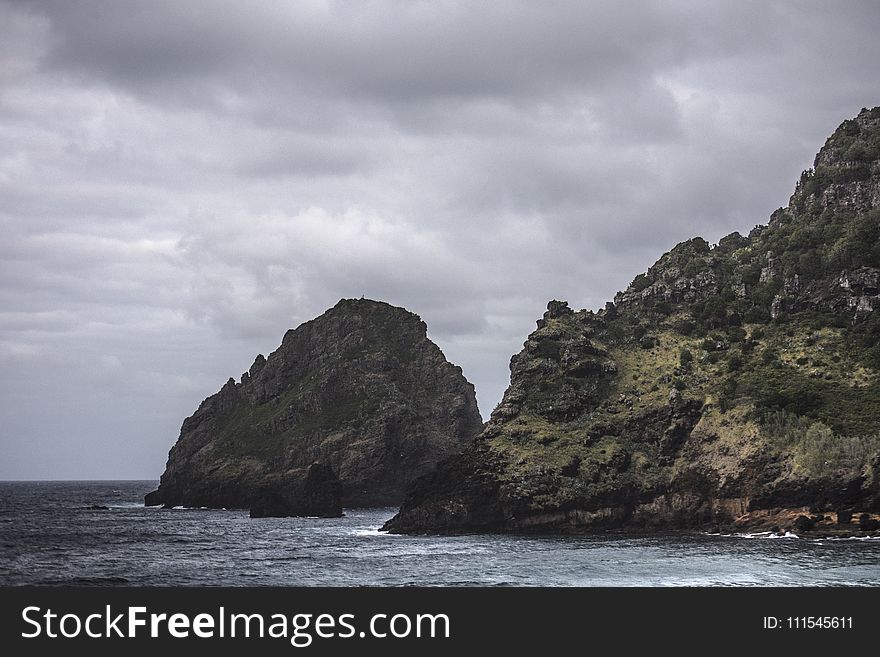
[1,481,878,586]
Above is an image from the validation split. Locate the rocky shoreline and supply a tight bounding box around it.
[730,507,880,538]
[382,502,880,539]
[383,108,880,537]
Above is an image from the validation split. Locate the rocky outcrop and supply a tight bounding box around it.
[384,106,880,536]
[249,463,342,518]
[146,298,483,514]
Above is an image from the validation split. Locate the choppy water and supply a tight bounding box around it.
[1,481,879,586]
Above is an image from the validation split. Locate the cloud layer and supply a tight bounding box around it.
[2,1,879,478]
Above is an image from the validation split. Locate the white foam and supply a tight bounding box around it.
[768,531,800,539]
[351,528,392,537]
[725,530,801,540]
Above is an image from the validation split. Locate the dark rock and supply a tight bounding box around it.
[84,504,109,511]
[249,463,343,518]
[249,493,291,518]
[837,510,852,524]
[793,515,816,532]
[382,447,506,534]
[544,300,573,320]
[858,513,880,531]
[147,299,483,511]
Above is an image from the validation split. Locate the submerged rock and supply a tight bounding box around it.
[146,298,483,514]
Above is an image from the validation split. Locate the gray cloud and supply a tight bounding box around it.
[1,0,879,478]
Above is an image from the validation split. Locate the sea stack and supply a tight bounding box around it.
[146,298,483,516]
[385,107,880,535]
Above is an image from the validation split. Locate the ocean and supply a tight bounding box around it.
[1,481,879,586]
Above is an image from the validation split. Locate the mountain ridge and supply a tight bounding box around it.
[385,106,880,536]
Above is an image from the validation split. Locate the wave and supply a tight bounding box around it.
[707,530,801,540]
[350,528,392,537]
[710,530,880,542]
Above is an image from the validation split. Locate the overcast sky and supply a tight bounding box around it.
[2,1,879,479]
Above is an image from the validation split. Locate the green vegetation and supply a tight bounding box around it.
[619,113,878,337]
[482,108,880,523]
[763,208,880,279]
[536,339,562,360]
[214,372,370,459]
[759,409,880,476]
[684,258,708,278]
[631,273,652,292]
[794,109,880,202]
[611,111,880,396]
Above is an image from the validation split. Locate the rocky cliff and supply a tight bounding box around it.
[385,107,880,536]
[146,298,483,515]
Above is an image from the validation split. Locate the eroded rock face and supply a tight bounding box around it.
[249,463,343,518]
[146,299,483,513]
[384,107,880,536]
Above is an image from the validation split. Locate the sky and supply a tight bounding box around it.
[2,1,879,479]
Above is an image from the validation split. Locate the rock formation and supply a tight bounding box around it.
[385,106,880,536]
[249,463,343,518]
[145,298,483,516]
